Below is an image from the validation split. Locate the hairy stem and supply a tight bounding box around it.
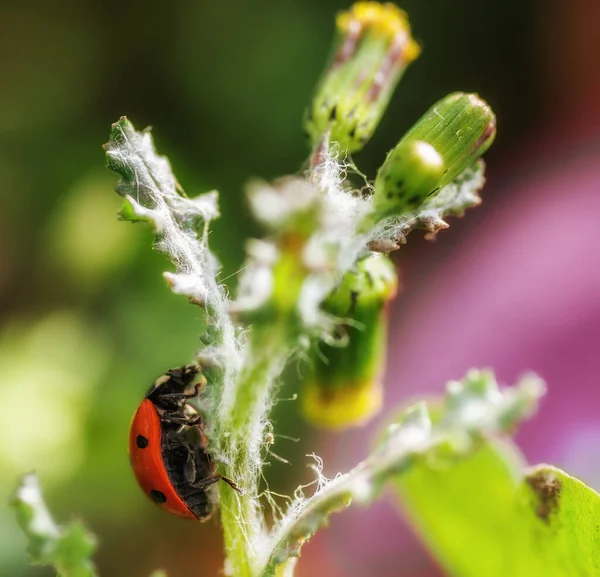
[255,371,545,576]
[219,324,292,576]
[257,432,433,577]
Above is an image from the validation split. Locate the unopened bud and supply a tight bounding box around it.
[371,92,496,217]
[302,254,398,429]
[305,2,420,154]
[373,140,445,217]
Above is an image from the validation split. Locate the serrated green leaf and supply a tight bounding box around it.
[392,442,600,577]
[259,371,543,577]
[104,116,220,232]
[117,195,151,224]
[104,117,224,306]
[423,160,486,218]
[54,522,98,577]
[11,473,98,577]
[104,117,177,208]
[368,160,487,252]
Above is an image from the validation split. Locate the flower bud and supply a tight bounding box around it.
[305,2,420,154]
[301,254,398,429]
[371,93,495,218]
[372,140,445,217]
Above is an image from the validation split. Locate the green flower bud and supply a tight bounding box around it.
[302,254,398,429]
[371,92,496,217]
[404,92,496,188]
[305,2,420,154]
[372,140,445,217]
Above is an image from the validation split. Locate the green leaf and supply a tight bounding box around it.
[258,370,544,577]
[525,465,600,575]
[104,117,221,306]
[393,442,600,576]
[368,160,487,252]
[11,473,98,577]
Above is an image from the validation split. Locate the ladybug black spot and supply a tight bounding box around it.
[150,490,167,504]
[136,435,149,449]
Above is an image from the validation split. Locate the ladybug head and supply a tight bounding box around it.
[145,364,204,411]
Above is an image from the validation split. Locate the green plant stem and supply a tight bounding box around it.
[219,323,292,577]
[256,436,431,577]
[220,487,257,577]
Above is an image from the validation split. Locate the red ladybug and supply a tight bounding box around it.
[129,364,238,520]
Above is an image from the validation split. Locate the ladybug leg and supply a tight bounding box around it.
[189,474,222,491]
[161,411,202,427]
[186,413,203,426]
[157,381,205,402]
[161,411,203,433]
[189,473,241,493]
[185,381,205,398]
[181,446,198,485]
[179,444,242,493]
[180,443,220,488]
[178,445,241,493]
[220,476,241,493]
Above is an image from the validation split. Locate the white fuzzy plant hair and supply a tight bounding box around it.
[101,115,543,577]
[10,6,567,577]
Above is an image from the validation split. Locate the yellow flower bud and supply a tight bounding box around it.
[302,254,398,429]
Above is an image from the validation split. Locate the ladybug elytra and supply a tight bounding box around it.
[129,364,238,520]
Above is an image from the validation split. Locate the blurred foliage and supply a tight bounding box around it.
[394,442,600,576]
[0,1,538,576]
[11,474,97,577]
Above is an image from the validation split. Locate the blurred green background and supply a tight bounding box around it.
[0,0,580,575]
